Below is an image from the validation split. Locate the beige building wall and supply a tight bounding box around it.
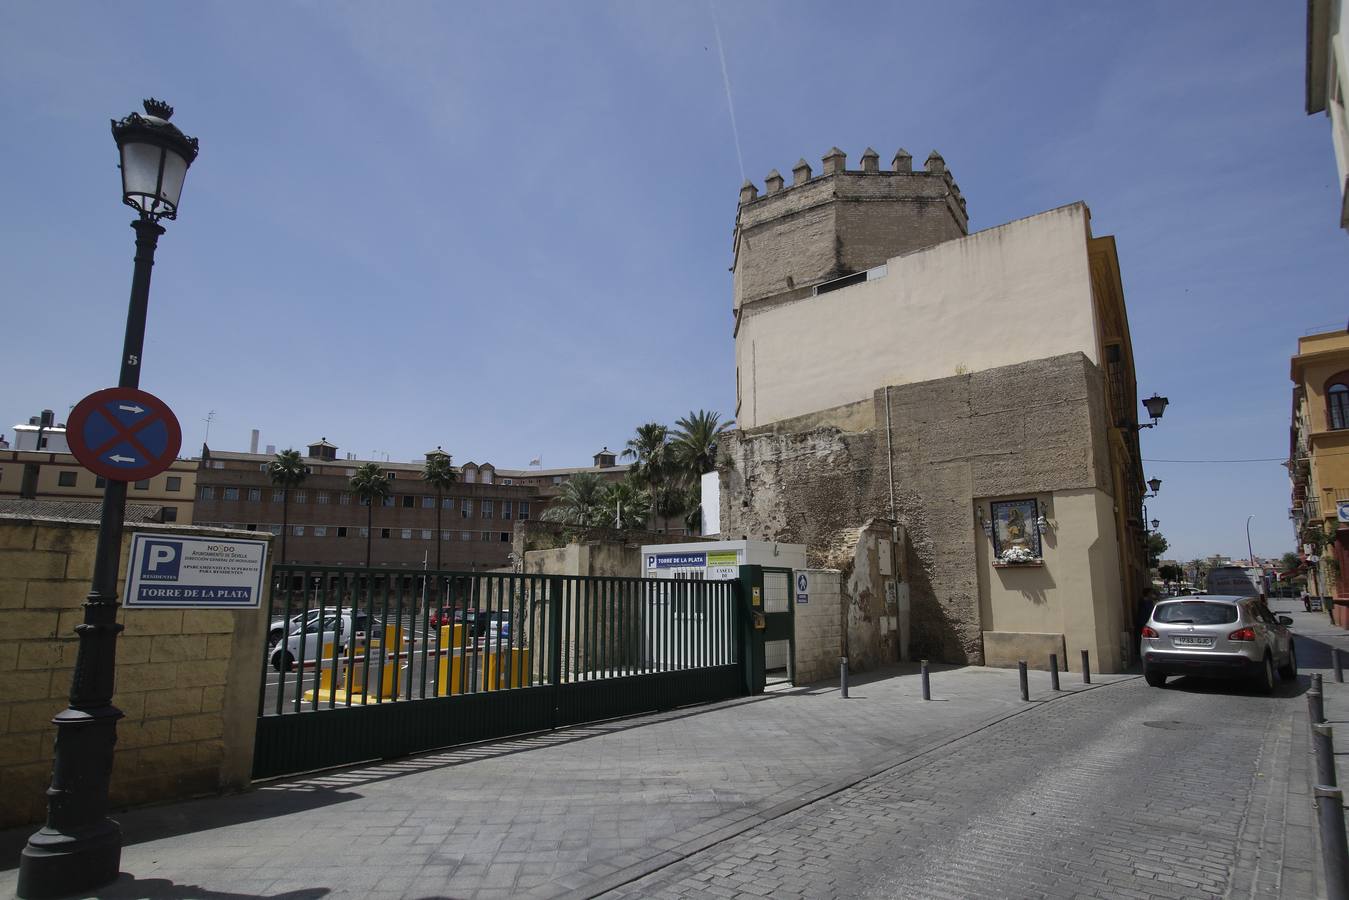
[974,488,1126,672]
[0,452,197,524]
[792,569,843,685]
[0,517,268,828]
[736,203,1099,429]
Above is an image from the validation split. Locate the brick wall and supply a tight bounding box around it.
[0,516,268,829]
[792,569,843,684]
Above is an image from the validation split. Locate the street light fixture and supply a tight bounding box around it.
[18,99,197,900]
[1151,518,1160,530]
[1140,394,1169,428]
[1147,476,1161,495]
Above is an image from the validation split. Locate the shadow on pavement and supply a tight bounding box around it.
[1291,631,1347,670]
[56,874,328,899]
[1161,672,1309,699]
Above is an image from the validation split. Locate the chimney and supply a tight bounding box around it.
[250,429,260,454]
[265,444,276,455]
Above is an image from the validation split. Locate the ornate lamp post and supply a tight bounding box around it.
[18,99,198,899]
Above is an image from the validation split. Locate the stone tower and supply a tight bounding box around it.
[732,146,967,316]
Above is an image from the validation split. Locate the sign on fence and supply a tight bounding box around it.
[124,532,268,608]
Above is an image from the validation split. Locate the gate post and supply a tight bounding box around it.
[736,565,766,695]
[548,576,564,728]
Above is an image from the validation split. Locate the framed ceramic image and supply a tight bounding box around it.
[990,498,1041,559]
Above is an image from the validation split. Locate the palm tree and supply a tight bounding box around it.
[268,449,308,564]
[349,463,390,568]
[541,472,609,527]
[604,479,652,530]
[422,448,457,571]
[622,423,670,488]
[670,410,730,534]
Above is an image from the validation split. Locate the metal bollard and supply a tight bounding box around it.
[840,656,849,699]
[1310,687,1326,725]
[1018,660,1029,702]
[1081,649,1091,684]
[1315,672,1324,692]
[1313,723,1338,788]
[1049,653,1061,691]
[1314,785,1349,900]
[1335,648,1345,684]
[921,659,931,701]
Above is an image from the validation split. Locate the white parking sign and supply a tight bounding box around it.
[124,532,268,608]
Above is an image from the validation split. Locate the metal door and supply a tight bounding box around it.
[761,567,795,685]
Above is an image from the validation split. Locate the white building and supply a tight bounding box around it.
[1308,0,1349,232]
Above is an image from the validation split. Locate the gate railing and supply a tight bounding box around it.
[259,566,740,718]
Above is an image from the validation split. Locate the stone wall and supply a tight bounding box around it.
[0,516,269,829]
[792,569,843,684]
[720,352,1116,669]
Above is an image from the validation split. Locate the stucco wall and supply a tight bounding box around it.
[792,569,843,685]
[721,352,1127,671]
[0,517,268,829]
[735,203,1098,429]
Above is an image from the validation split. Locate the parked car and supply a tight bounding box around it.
[272,610,370,672]
[428,608,493,637]
[268,610,321,646]
[1140,595,1296,691]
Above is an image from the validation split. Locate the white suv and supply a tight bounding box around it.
[1140,595,1295,691]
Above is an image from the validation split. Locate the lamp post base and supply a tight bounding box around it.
[17,820,121,899]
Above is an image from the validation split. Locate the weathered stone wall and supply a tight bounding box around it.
[721,352,1114,669]
[0,516,269,829]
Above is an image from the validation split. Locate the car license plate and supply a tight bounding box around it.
[1172,636,1214,648]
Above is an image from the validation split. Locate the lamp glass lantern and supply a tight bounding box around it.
[1151,518,1160,530]
[1141,394,1169,424]
[1147,476,1162,494]
[111,99,199,220]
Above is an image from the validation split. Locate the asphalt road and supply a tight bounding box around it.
[605,670,1311,899]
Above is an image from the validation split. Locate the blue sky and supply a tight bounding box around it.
[2,1,1345,562]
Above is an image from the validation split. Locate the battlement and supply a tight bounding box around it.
[733,145,970,313]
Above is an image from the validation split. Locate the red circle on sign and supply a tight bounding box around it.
[66,387,183,482]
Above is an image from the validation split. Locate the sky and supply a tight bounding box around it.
[2,1,1346,563]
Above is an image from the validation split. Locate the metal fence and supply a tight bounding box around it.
[253,565,744,778]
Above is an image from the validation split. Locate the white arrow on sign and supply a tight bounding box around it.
[108,454,138,463]
[118,404,145,414]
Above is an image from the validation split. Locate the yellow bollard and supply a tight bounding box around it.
[486,646,531,689]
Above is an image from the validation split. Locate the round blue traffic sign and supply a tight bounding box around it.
[66,387,182,483]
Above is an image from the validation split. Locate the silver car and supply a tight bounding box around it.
[1140,595,1296,691]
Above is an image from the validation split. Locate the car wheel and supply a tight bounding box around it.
[1254,655,1275,694]
[268,627,283,645]
[1144,668,1167,688]
[1278,644,1298,681]
[272,651,294,673]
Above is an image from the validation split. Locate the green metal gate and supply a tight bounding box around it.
[253,566,752,779]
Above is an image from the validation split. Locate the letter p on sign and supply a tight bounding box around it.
[140,540,182,581]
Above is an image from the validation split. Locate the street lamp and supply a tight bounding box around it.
[1147,476,1161,495]
[1246,514,1256,566]
[18,99,197,900]
[1140,394,1169,428]
[1151,518,1160,530]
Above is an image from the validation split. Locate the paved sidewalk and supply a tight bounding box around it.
[0,662,1130,899]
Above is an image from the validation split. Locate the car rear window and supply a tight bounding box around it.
[1153,601,1237,625]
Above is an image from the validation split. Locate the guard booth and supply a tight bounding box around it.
[641,540,805,685]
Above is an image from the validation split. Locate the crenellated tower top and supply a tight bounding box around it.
[733,145,968,315]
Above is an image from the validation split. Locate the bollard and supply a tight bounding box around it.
[1314,785,1349,900]
[1081,649,1091,684]
[840,656,849,699]
[1018,660,1029,702]
[1310,687,1326,725]
[1313,723,1338,788]
[1314,672,1324,692]
[1335,648,1345,684]
[1049,653,1061,691]
[921,659,931,701]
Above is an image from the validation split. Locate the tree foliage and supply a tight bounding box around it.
[349,463,390,567]
[422,450,456,570]
[1145,532,1168,568]
[268,449,308,564]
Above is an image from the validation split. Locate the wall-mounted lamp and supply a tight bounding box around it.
[1036,514,1051,533]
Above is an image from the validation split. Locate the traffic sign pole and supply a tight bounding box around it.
[19,219,165,898]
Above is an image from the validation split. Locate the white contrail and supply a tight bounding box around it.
[710,1,746,182]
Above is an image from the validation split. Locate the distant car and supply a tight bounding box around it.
[1140,595,1295,691]
[272,610,370,672]
[268,610,321,646]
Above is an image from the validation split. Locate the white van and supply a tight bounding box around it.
[1205,566,1263,597]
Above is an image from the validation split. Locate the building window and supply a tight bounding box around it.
[268,524,282,536]
[340,492,351,505]
[259,464,269,472]
[402,495,414,508]
[500,532,510,542]
[337,527,348,538]
[292,525,305,536]
[461,531,473,541]
[166,476,182,492]
[401,528,412,539]
[481,531,492,541]
[502,500,512,520]
[382,496,395,507]
[461,499,473,518]
[294,491,306,503]
[163,508,178,522]
[481,500,494,520]
[553,476,563,484]
[503,478,513,485]
[421,529,432,540]
[442,530,452,541]
[95,476,106,488]
[386,471,397,480]
[380,528,391,539]
[58,471,78,487]
[272,490,284,502]
[519,502,530,521]
[199,487,215,501]
[317,491,329,504]
[134,480,150,491]
[314,526,328,537]
[223,487,239,501]
[248,488,261,502]
[443,497,454,509]
[1330,381,1349,430]
[360,527,369,538]
[212,461,224,469]
[422,496,435,508]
